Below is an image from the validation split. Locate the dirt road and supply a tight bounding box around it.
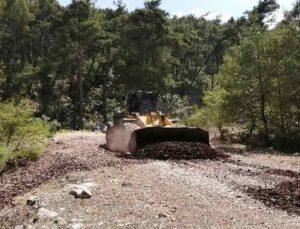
[0,132,299,228]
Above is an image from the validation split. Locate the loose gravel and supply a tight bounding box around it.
[0,133,138,209]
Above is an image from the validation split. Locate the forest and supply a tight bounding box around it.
[0,0,299,168]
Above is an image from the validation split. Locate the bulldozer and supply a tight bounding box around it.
[105,91,209,153]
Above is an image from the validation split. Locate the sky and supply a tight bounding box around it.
[58,0,296,22]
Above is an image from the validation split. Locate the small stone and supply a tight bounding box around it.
[170,208,177,213]
[158,213,168,218]
[36,208,59,222]
[121,182,132,187]
[14,226,24,229]
[71,223,83,229]
[69,188,92,199]
[54,217,66,225]
[27,196,45,209]
[15,225,34,229]
[294,152,300,156]
[27,196,39,206]
[71,218,82,223]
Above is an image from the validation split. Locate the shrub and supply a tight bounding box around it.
[182,89,229,138]
[0,100,51,170]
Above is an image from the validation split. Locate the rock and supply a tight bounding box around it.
[14,225,34,229]
[121,182,132,187]
[83,179,94,183]
[27,196,39,206]
[54,217,66,225]
[71,218,82,223]
[69,187,92,199]
[71,223,83,229]
[158,213,168,218]
[294,152,300,156]
[26,196,45,208]
[35,208,59,222]
[80,182,96,188]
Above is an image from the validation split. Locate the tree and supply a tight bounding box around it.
[184,89,229,138]
[116,1,170,91]
[246,0,279,26]
[210,23,300,149]
[0,0,35,99]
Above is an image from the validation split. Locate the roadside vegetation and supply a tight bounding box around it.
[186,23,300,151]
[0,100,51,170]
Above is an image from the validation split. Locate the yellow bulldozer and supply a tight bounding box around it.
[106,91,209,153]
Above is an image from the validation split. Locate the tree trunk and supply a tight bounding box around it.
[257,50,269,145]
[274,42,286,136]
[78,53,84,130]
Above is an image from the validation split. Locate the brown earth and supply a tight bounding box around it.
[133,141,229,160]
[0,132,299,228]
[247,179,300,215]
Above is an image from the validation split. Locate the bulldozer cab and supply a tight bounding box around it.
[128,91,158,114]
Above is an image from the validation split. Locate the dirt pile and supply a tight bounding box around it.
[247,179,300,215]
[132,141,229,160]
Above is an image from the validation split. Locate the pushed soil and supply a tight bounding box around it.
[265,168,300,178]
[247,179,300,215]
[133,141,229,160]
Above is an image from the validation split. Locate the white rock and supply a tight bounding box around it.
[81,182,96,188]
[82,179,94,183]
[54,217,67,225]
[69,187,92,199]
[14,225,34,229]
[27,196,45,209]
[71,218,82,223]
[71,182,96,189]
[36,208,59,221]
[27,196,39,206]
[71,223,83,229]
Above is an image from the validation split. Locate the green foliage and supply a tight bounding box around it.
[210,23,300,149]
[0,100,51,170]
[158,93,192,119]
[183,89,229,137]
[0,145,9,169]
[116,3,170,91]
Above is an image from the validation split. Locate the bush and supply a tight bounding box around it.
[0,100,51,170]
[158,94,193,119]
[182,89,229,138]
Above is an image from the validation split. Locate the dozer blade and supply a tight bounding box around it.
[129,127,209,153]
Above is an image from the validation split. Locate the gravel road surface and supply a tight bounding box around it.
[0,132,299,228]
